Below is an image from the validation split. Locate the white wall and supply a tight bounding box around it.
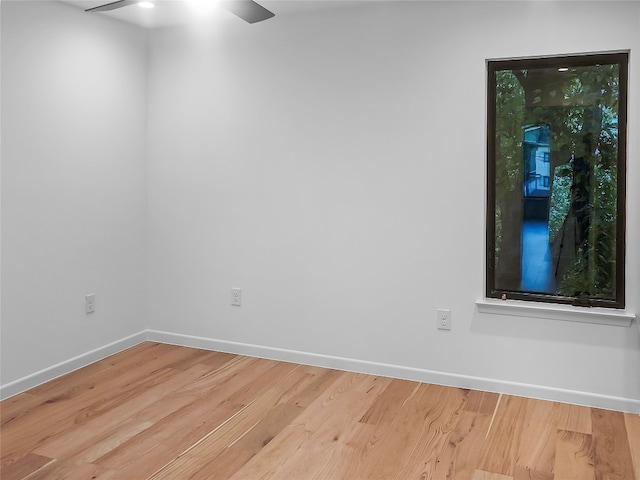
[1,0,638,412]
[1,1,148,389]
[146,1,640,410]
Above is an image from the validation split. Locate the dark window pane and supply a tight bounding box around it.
[486,52,627,309]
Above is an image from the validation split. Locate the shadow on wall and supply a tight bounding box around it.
[469,307,640,350]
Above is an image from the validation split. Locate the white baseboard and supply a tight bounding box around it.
[0,331,147,400]
[147,329,640,414]
[3,329,638,414]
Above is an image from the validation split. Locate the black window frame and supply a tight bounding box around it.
[486,51,628,309]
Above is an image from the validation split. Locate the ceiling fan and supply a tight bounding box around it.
[86,0,275,24]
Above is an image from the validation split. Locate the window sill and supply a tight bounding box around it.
[476,298,636,327]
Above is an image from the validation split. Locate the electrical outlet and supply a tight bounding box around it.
[85,293,96,314]
[231,288,241,306]
[437,309,451,330]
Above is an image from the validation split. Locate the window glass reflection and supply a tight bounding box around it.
[487,53,627,308]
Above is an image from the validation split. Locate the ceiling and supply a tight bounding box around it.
[60,0,359,28]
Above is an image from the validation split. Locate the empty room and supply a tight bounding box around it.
[1,0,639,478]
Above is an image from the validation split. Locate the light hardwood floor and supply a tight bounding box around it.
[1,342,638,480]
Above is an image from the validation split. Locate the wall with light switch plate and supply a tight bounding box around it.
[145,1,640,412]
[0,1,148,391]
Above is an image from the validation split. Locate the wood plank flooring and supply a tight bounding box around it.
[1,342,638,479]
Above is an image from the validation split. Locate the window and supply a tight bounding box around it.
[486,52,628,309]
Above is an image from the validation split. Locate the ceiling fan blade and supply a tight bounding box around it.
[220,0,275,23]
[86,0,275,24]
[85,0,138,13]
